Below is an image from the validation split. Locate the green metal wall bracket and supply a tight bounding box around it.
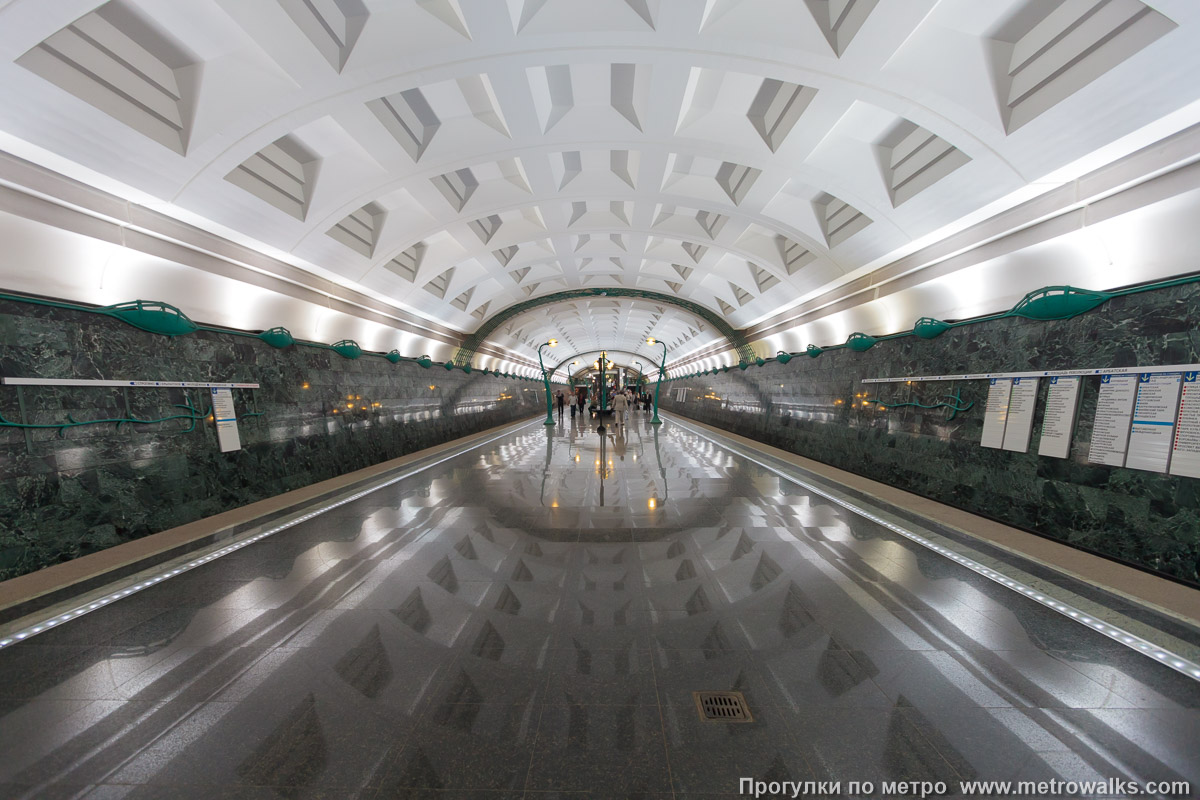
[102,300,199,336]
[1011,286,1110,320]
[846,333,877,352]
[331,340,362,359]
[259,327,295,348]
[913,317,952,339]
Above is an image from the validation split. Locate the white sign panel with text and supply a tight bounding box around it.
[211,388,241,453]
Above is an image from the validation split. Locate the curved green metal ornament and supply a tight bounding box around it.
[101,300,198,336]
[258,327,295,348]
[0,396,214,436]
[913,317,951,339]
[331,340,362,359]
[1009,286,1110,320]
[867,388,974,421]
[846,332,877,352]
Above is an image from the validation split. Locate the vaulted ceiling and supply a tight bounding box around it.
[0,0,1197,371]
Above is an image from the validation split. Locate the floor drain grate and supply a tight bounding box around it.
[693,691,753,722]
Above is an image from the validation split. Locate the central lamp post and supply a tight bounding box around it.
[647,337,668,425]
[596,351,609,433]
[538,338,558,425]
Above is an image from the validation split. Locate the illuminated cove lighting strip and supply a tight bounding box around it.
[0,418,541,650]
[669,415,1200,684]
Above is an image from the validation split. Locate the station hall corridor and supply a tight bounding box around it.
[0,413,1196,798]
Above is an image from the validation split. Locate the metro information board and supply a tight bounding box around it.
[980,379,1012,449]
[1037,376,1081,459]
[211,388,241,453]
[1002,377,1039,452]
[1125,373,1182,473]
[1087,375,1138,467]
[1169,372,1200,479]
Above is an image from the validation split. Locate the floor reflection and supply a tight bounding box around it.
[0,414,1196,798]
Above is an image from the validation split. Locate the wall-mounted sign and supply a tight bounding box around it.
[1125,373,1182,473]
[1170,372,1200,479]
[856,364,1199,479]
[862,363,1200,384]
[0,377,259,388]
[1037,376,1081,459]
[980,378,1012,449]
[1002,377,1039,452]
[211,387,241,452]
[1087,375,1138,466]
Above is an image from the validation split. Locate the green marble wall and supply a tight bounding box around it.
[659,283,1200,587]
[0,299,544,581]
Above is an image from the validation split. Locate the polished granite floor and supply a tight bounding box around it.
[0,413,1198,799]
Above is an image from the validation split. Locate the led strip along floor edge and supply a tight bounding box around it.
[0,418,544,650]
[668,415,1200,684]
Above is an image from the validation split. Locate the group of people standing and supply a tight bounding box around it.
[554,387,652,425]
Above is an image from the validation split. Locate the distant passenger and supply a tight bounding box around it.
[611,390,629,427]
[556,390,565,422]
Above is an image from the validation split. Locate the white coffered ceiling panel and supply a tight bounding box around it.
[0,0,1197,365]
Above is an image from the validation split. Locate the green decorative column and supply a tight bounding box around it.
[597,352,608,433]
[648,337,668,425]
[538,339,558,425]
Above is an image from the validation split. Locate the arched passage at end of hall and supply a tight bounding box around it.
[452,288,756,367]
[549,349,660,381]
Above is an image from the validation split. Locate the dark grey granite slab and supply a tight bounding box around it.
[659,282,1200,587]
[0,298,544,581]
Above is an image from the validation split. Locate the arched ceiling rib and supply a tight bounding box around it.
[356,215,839,334]
[0,0,1196,365]
[551,349,660,378]
[458,289,751,366]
